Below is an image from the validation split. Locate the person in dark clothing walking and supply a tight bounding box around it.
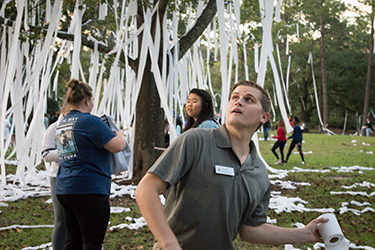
[263,119,271,141]
[285,116,305,165]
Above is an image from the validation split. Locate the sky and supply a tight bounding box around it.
[341,0,371,22]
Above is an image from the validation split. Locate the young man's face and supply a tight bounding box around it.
[226,85,269,130]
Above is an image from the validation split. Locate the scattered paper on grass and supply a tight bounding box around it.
[0,164,374,249]
[269,193,334,214]
[331,191,375,197]
[342,181,375,189]
[0,224,54,231]
[21,242,52,250]
[110,207,131,213]
[339,201,375,215]
[108,216,147,231]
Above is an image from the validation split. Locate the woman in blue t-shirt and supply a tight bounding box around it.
[55,78,127,250]
[183,88,219,132]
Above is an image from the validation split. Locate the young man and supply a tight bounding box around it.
[135,80,327,250]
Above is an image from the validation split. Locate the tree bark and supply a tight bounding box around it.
[133,60,165,180]
[362,10,374,135]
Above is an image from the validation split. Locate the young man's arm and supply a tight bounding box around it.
[239,217,329,245]
[135,173,182,250]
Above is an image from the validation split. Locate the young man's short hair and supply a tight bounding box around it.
[231,80,271,113]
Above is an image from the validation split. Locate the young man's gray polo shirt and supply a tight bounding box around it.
[149,125,271,250]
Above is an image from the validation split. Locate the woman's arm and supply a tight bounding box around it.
[103,130,126,153]
[42,149,59,162]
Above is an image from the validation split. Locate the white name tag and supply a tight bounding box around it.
[215,165,235,176]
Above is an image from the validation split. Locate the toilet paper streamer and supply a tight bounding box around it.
[317,213,345,248]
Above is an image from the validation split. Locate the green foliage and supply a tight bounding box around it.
[2,0,374,130]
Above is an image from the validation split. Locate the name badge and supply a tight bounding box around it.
[215,165,235,176]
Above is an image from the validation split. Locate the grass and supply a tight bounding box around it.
[1,132,375,249]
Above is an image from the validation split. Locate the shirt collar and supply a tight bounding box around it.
[214,125,258,166]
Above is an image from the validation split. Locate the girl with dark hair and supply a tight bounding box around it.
[55,78,127,249]
[184,88,219,132]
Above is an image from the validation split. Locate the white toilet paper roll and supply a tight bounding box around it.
[317,213,344,247]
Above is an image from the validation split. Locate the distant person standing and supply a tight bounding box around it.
[285,116,305,165]
[271,120,287,164]
[183,88,219,132]
[56,78,127,249]
[263,119,271,141]
[50,109,61,124]
[365,118,372,137]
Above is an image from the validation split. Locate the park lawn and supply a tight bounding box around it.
[0,132,374,249]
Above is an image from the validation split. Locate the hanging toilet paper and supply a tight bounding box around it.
[317,213,345,248]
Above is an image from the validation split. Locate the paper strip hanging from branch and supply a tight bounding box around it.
[275,0,282,22]
[71,3,84,79]
[217,0,230,122]
[308,51,324,128]
[275,43,292,114]
[286,55,291,91]
[243,36,250,80]
[99,2,108,20]
[257,0,274,87]
[269,50,293,133]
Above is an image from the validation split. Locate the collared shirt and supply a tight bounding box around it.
[149,125,271,250]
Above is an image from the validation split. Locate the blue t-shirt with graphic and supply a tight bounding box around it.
[55,110,116,195]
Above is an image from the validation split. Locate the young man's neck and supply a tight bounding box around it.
[226,124,254,163]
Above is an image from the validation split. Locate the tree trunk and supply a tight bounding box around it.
[133,60,165,180]
[362,11,374,135]
[319,0,328,129]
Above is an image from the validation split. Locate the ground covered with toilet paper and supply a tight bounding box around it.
[1,133,374,250]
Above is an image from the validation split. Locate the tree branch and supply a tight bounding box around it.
[173,0,217,60]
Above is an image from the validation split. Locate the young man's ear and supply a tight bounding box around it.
[260,113,270,124]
